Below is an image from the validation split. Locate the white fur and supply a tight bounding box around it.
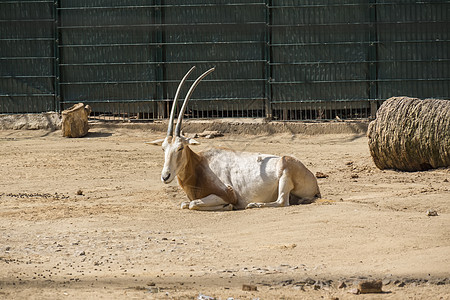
[201,149,280,209]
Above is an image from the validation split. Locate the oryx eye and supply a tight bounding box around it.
[177,146,184,152]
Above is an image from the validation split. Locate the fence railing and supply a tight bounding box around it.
[1,1,449,121]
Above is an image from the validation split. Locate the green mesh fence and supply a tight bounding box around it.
[1,1,448,120]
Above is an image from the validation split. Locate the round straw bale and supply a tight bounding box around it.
[367,96,450,171]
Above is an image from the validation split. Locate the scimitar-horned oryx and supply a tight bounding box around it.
[149,66,321,211]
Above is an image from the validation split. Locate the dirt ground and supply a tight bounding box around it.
[0,125,449,299]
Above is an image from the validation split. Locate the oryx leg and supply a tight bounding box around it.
[246,170,294,209]
[181,194,233,211]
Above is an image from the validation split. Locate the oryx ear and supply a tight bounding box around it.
[187,138,200,145]
[146,138,166,146]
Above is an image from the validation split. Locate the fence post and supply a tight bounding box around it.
[369,0,378,118]
[53,0,61,112]
[155,0,165,118]
[264,0,272,120]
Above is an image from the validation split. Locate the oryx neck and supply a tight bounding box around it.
[177,145,202,182]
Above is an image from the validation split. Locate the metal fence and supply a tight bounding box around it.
[0,0,57,113]
[1,1,449,121]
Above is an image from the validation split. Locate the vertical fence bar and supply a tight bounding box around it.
[264,0,272,120]
[368,0,378,118]
[53,0,61,112]
[155,0,164,119]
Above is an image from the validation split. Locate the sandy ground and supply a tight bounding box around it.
[0,126,449,299]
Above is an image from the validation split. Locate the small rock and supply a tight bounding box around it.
[199,130,223,138]
[357,276,368,280]
[293,284,305,291]
[197,294,215,300]
[348,287,360,295]
[304,277,316,286]
[323,280,333,286]
[426,210,438,216]
[351,174,359,179]
[358,280,383,294]
[76,189,83,196]
[242,284,257,291]
[314,280,330,290]
[404,278,416,284]
[78,251,86,256]
[338,281,347,289]
[281,279,294,286]
[315,172,329,179]
[382,278,391,285]
[397,281,406,287]
[5,246,11,251]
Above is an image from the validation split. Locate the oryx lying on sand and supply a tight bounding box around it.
[149,66,321,211]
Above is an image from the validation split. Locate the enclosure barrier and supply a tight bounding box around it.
[1,1,449,121]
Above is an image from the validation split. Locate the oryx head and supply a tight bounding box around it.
[148,66,215,184]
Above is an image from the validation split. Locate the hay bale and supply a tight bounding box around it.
[61,103,91,138]
[367,96,450,171]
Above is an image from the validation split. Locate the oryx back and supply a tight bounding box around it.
[200,148,282,209]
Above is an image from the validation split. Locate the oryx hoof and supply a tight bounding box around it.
[189,200,203,210]
[246,203,261,209]
[223,204,234,211]
[180,201,190,209]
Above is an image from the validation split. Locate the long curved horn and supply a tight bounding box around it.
[175,67,215,137]
[167,66,196,137]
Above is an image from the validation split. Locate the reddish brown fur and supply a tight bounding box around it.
[177,146,238,205]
